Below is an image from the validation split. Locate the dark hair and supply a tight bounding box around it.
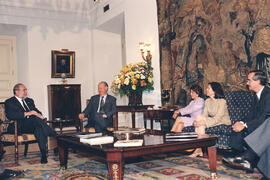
[190,84,203,97]
[99,81,108,87]
[208,82,224,99]
[250,70,267,85]
[13,83,24,95]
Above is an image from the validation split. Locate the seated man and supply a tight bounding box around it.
[5,83,57,164]
[230,70,270,154]
[223,70,270,178]
[79,81,117,133]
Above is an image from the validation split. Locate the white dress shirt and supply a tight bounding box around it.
[15,96,30,111]
[256,86,264,100]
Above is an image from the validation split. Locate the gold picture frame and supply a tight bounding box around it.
[51,49,75,78]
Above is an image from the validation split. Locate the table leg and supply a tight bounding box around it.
[144,120,147,129]
[132,112,135,128]
[59,122,63,135]
[58,144,68,170]
[107,152,124,180]
[208,146,217,178]
[150,118,154,130]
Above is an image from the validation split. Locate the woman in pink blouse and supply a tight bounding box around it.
[171,85,205,132]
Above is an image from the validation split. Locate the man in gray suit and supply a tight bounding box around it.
[224,117,270,179]
[78,81,117,133]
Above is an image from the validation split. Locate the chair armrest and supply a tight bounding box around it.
[2,120,14,124]
[79,118,88,132]
[80,117,88,122]
[43,118,48,123]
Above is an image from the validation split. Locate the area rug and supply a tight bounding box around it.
[1,151,263,180]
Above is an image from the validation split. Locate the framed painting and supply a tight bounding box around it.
[51,49,75,78]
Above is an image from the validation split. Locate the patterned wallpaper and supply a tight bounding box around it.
[156,0,270,106]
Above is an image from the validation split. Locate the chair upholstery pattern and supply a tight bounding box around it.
[182,91,253,149]
[1,134,36,142]
[0,103,8,133]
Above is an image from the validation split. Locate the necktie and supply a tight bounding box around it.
[99,96,105,113]
[22,99,30,112]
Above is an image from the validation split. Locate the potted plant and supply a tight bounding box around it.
[111,61,154,105]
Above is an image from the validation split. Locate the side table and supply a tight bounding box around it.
[47,119,76,135]
[116,105,154,128]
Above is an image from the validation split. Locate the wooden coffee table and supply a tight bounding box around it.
[57,132,217,180]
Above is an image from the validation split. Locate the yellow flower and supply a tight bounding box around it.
[148,77,152,83]
[136,74,140,79]
[132,85,136,90]
[118,84,121,89]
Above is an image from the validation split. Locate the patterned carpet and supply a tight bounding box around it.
[1,151,263,180]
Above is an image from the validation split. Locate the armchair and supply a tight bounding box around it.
[79,114,118,133]
[0,102,47,164]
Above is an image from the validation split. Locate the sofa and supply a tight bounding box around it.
[182,91,253,149]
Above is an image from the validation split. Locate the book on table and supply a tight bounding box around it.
[166,138,197,141]
[114,139,143,147]
[165,132,198,141]
[80,136,114,145]
[74,133,103,139]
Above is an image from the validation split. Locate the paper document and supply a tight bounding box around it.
[114,139,143,147]
[80,136,114,145]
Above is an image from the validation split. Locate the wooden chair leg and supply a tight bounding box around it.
[15,143,19,165]
[14,121,19,165]
[24,143,29,157]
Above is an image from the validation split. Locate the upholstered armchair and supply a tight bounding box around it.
[79,114,118,133]
[0,102,47,164]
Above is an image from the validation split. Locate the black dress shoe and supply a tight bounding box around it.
[41,157,48,164]
[0,169,23,179]
[222,156,254,173]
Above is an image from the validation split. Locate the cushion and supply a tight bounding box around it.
[81,127,95,133]
[81,127,114,133]
[2,134,36,142]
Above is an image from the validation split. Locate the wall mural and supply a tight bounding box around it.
[157,0,270,106]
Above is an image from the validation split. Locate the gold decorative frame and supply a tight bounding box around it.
[51,49,75,78]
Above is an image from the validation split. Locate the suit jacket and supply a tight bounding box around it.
[245,86,270,133]
[83,94,116,128]
[245,117,270,178]
[5,96,42,133]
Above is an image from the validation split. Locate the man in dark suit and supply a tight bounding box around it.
[5,83,57,164]
[229,70,270,153]
[223,70,270,179]
[78,81,117,133]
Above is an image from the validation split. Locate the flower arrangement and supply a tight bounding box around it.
[111,61,154,96]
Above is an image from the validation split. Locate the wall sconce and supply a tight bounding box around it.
[139,42,152,65]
